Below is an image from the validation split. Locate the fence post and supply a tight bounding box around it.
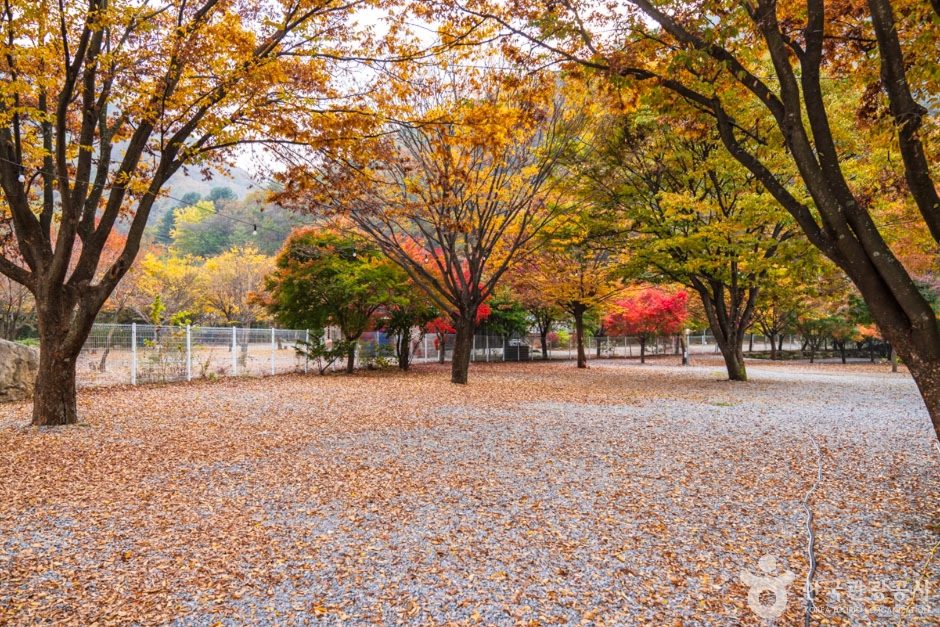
[131,323,137,385]
[472,334,476,362]
[485,333,489,362]
[304,329,309,374]
[271,327,276,376]
[424,334,429,363]
[328,329,336,371]
[186,324,192,381]
[232,326,237,376]
[502,336,506,362]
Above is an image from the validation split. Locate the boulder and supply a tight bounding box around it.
[0,339,38,402]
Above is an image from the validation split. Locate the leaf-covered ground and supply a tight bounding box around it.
[1,358,939,626]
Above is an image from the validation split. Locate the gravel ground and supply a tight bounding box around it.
[1,357,939,626]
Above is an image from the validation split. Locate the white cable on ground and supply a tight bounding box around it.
[802,436,823,627]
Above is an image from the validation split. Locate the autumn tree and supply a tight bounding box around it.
[752,251,841,360]
[202,246,272,326]
[167,191,296,257]
[281,68,588,384]
[133,253,205,322]
[153,191,201,245]
[0,0,412,425]
[261,228,403,374]
[513,214,625,368]
[605,288,689,363]
[510,269,565,361]
[0,274,34,340]
[437,0,940,438]
[577,110,800,380]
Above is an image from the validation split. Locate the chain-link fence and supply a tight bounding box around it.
[73,323,806,388]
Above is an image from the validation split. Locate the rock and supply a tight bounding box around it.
[0,339,38,402]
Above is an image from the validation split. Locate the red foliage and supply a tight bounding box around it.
[425,302,491,334]
[605,289,689,340]
[476,303,492,323]
[426,317,456,335]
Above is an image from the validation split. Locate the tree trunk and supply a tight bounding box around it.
[438,333,447,364]
[596,337,602,358]
[778,335,784,352]
[870,341,875,363]
[906,358,940,442]
[640,337,646,364]
[450,316,475,384]
[98,323,118,372]
[748,333,753,352]
[769,333,778,361]
[398,333,410,371]
[346,345,356,374]
[540,330,549,361]
[32,338,79,426]
[691,282,754,382]
[680,335,688,365]
[724,345,747,380]
[573,305,587,369]
[891,346,898,373]
[840,342,846,364]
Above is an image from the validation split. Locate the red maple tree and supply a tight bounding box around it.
[605,289,689,363]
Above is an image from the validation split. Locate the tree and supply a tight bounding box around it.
[481,287,529,339]
[0,274,34,340]
[579,110,799,380]
[377,275,440,371]
[513,220,625,368]
[426,317,456,364]
[511,271,565,361]
[202,246,272,326]
[170,201,234,258]
[605,288,690,363]
[134,253,206,323]
[208,186,236,204]
[753,280,806,362]
[153,191,201,244]
[169,191,296,257]
[260,228,402,374]
[752,255,825,360]
[0,0,395,425]
[442,0,940,439]
[279,68,588,384]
